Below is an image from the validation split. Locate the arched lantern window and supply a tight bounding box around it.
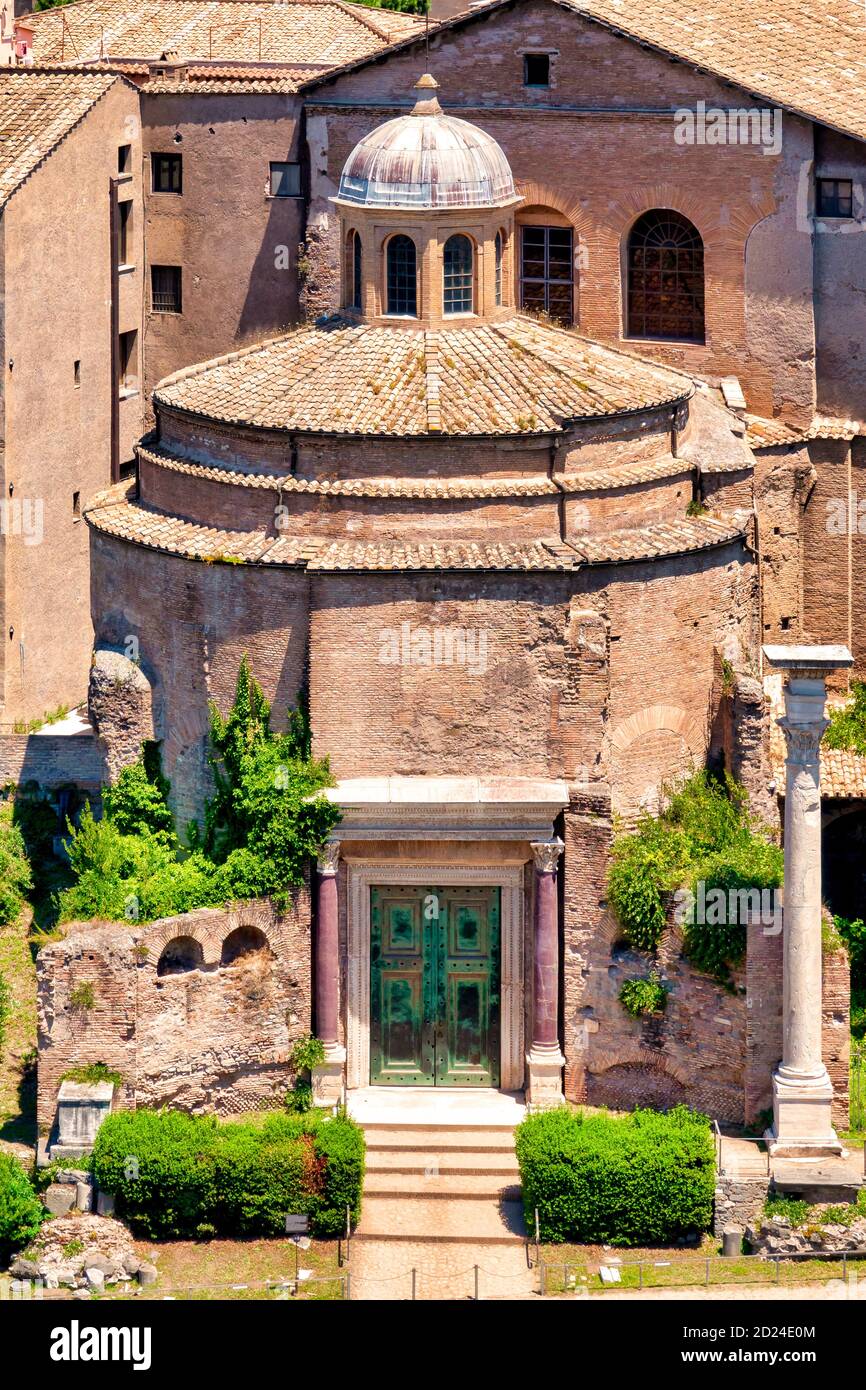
[443,234,474,315]
[346,229,362,311]
[386,234,417,316]
[495,230,505,306]
[627,210,705,342]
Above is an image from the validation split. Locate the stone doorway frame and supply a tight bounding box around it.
[345,862,525,1092]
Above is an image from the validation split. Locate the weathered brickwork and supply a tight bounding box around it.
[36,894,312,1135]
[0,733,103,794]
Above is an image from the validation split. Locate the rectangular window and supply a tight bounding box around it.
[269,161,301,198]
[151,265,182,314]
[520,224,573,324]
[523,53,550,87]
[117,199,133,266]
[73,359,81,387]
[119,330,138,392]
[118,144,131,174]
[72,491,81,520]
[817,177,853,218]
[151,152,182,194]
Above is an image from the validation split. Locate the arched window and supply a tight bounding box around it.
[221,925,271,966]
[346,229,362,311]
[627,210,704,342]
[157,935,204,977]
[495,230,504,306]
[386,234,417,316]
[443,234,474,315]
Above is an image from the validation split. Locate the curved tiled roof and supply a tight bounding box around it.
[154,314,692,438]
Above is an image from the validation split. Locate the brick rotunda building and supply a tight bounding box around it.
[82,75,798,1115]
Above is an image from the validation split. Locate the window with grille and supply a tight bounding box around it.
[269,161,301,198]
[386,235,417,316]
[443,234,473,315]
[519,225,573,324]
[627,210,704,342]
[817,178,853,218]
[495,230,504,306]
[151,265,182,314]
[152,153,182,194]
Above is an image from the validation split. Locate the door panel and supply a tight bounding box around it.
[370,884,500,1087]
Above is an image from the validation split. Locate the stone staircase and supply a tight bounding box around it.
[347,1101,534,1298]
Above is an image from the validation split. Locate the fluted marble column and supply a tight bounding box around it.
[527,837,566,1108]
[311,840,345,1107]
[763,645,852,1156]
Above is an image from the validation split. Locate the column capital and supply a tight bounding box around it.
[530,837,564,873]
[316,840,341,876]
[777,715,828,766]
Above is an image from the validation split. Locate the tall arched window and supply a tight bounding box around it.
[346,229,362,311]
[627,210,704,342]
[443,234,474,315]
[386,234,417,316]
[495,230,504,306]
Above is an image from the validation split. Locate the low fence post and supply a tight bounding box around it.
[539,1262,546,1297]
[474,1265,480,1301]
[411,1268,417,1301]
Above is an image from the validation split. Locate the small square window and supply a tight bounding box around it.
[523,53,550,88]
[152,152,182,194]
[817,178,853,218]
[151,266,182,314]
[269,161,301,197]
[73,359,80,387]
[72,491,81,520]
[118,144,132,174]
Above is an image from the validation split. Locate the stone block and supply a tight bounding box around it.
[54,1081,113,1155]
[96,1189,115,1218]
[43,1183,76,1217]
[137,1263,158,1286]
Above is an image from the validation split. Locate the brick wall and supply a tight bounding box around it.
[0,733,103,792]
[36,894,312,1135]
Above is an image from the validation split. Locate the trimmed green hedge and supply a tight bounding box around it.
[516,1105,715,1246]
[91,1108,364,1240]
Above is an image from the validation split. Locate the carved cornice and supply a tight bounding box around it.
[530,837,565,873]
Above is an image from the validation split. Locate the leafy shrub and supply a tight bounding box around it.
[0,1153,44,1261]
[618,971,669,1018]
[0,800,32,927]
[285,1034,325,1113]
[69,982,95,1010]
[762,1195,812,1228]
[824,681,866,756]
[58,658,339,926]
[61,1063,123,1088]
[607,771,782,978]
[91,1107,364,1239]
[515,1105,715,1246]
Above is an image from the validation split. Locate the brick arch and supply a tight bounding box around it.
[514,180,586,234]
[609,703,705,757]
[588,1041,693,1089]
[142,918,224,967]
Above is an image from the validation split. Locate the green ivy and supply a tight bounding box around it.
[618,971,669,1018]
[824,681,866,756]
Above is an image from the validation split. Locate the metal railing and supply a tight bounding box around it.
[713,1118,771,1177]
[539,1249,866,1297]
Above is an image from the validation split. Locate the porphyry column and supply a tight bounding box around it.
[526,837,566,1108]
[763,644,853,1156]
[311,840,346,1108]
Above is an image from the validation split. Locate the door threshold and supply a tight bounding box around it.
[347,1087,526,1127]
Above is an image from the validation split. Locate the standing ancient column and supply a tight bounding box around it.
[527,838,566,1107]
[311,840,346,1107]
[763,645,852,1155]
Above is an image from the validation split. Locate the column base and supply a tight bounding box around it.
[526,1044,566,1110]
[312,1043,346,1109]
[764,1064,845,1157]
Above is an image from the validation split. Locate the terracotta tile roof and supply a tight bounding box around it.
[22,1,417,68]
[556,454,691,494]
[571,513,745,563]
[771,746,866,799]
[305,0,866,144]
[745,414,866,448]
[138,443,559,497]
[154,314,691,438]
[86,485,746,570]
[0,68,117,207]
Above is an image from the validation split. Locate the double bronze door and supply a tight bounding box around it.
[370,885,500,1086]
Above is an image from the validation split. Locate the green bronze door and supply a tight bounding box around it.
[370,885,500,1086]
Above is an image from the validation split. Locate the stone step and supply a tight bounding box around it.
[354,1195,527,1244]
[362,1126,517,1152]
[367,1150,520,1177]
[364,1171,521,1199]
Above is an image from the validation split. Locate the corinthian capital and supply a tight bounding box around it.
[530,838,564,873]
[317,841,341,876]
[777,716,827,767]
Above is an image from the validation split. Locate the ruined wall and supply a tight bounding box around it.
[141,90,304,419]
[1,79,143,726]
[306,0,816,419]
[36,895,312,1134]
[0,732,103,793]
